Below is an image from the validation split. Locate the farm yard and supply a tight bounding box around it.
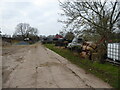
[1,0,120,90]
[1,31,120,89]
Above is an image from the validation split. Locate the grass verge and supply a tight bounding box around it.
[44,44,120,89]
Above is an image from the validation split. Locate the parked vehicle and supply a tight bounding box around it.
[67,35,84,52]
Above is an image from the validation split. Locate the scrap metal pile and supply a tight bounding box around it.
[42,34,120,64]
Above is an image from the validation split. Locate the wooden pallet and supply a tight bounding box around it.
[106,59,120,66]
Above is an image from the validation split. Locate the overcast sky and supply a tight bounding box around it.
[0,0,64,36]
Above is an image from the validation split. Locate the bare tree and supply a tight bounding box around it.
[27,27,38,36]
[59,0,120,47]
[14,23,38,40]
[14,23,30,39]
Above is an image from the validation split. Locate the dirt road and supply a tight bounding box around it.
[2,43,111,88]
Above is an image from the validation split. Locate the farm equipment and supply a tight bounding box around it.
[41,37,53,44]
[54,38,72,48]
[54,34,72,48]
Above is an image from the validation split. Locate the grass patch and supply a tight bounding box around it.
[44,44,120,89]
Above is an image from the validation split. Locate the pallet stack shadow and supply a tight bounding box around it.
[107,43,120,62]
